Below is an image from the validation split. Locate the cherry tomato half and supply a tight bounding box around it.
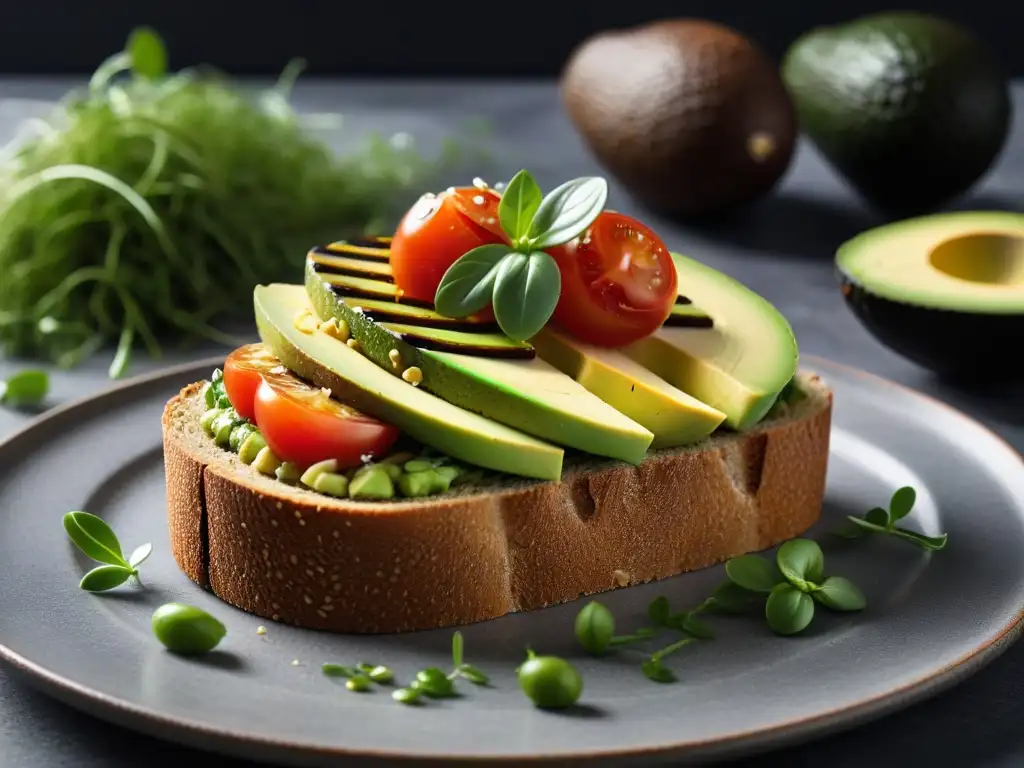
[389,187,506,305]
[254,370,399,469]
[548,212,678,347]
[222,343,281,420]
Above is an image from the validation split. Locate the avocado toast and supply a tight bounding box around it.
[161,172,831,634]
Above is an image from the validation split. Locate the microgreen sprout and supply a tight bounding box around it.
[839,486,948,551]
[63,510,152,591]
[0,369,49,408]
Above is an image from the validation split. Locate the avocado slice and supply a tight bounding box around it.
[533,327,726,449]
[253,283,564,481]
[305,244,655,465]
[836,210,1024,382]
[622,252,798,430]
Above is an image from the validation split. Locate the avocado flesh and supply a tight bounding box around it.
[836,211,1024,381]
[304,243,654,465]
[622,252,798,431]
[533,327,726,449]
[254,283,564,481]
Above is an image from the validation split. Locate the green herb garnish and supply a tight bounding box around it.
[839,486,948,551]
[448,629,490,686]
[63,511,152,591]
[389,631,490,706]
[0,28,459,378]
[641,637,697,684]
[0,369,49,408]
[721,539,866,636]
[434,169,608,340]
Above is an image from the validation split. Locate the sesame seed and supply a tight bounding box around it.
[272,602,281,610]
[333,530,340,538]
[472,195,486,206]
[316,566,325,574]
[472,176,488,190]
[321,387,332,398]
[256,625,268,636]
[333,583,343,592]
[275,570,283,579]
[303,595,313,605]
[323,603,335,612]
[298,519,306,527]
[276,501,283,509]
[346,520,353,527]
[317,610,328,619]
[402,367,423,386]
[613,569,630,587]
[306,569,315,577]
[270,519,279,527]
[388,349,401,368]
[376,570,385,578]
[294,510,302,519]
[291,659,301,666]
[240,522,246,529]
[323,596,332,603]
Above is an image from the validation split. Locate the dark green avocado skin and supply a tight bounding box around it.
[838,269,1024,384]
[783,12,1011,217]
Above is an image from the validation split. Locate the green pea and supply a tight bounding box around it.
[414,667,455,697]
[313,472,350,498]
[403,459,434,473]
[346,674,372,692]
[200,407,223,435]
[229,422,256,452]
[151,602,226,655]
[252,446,282,476]
[237,432,267,465]
[517,652,583,709]
[397,470,436,498]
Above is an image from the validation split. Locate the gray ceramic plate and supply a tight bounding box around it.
[1,355,1022,766]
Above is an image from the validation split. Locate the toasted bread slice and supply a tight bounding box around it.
[162,372,832,634]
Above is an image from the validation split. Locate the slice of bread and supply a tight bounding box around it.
[162,372,832,634]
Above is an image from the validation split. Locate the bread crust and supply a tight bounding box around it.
[162,376,832,633]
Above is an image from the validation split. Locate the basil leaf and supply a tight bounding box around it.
[641,659,676,683]
[647,596,671,626]
[452,630,464,668]
[813,576,867,611]
[889,486,916,522]
[434,244,512,318]
[724,554,783,593]
[765,583,815,636]
[704,581,759,613]
[128,542,153,569]
[526,176,608,249]
[776,539,824,588]
[492,251,561,342]
[574,601,615,654]
[79,564,133,593]
[0,369,49,407]
[892,527,949,552]
[63,511,128,567]
[865,506,891,527]
[127,27,167,80]
[498,169,543,241]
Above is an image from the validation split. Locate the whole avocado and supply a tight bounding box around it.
[560,19,797,219]
[782,12,1011,216]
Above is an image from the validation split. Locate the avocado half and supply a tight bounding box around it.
[836,211,1024,383]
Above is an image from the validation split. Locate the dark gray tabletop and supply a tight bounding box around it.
[0,78,1021,768]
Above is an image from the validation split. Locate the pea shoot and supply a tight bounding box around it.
[839,486,948,551]
[63,510,152,591]
[0,369,49,409]
[723,538,866,635]
[322,662,395,695]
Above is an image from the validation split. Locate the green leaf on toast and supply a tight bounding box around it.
[526,176,608,249]
[434,244,512,318]
[491,251,561,341]
[498,169,543,241]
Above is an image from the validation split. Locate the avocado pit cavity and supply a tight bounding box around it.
[929,232,1024,286]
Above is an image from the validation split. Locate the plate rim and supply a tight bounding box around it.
[1,353,1022,766]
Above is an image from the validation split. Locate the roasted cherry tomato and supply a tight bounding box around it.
[253,370,399,469]
[390,187,506,304]
[222,343,281,420]
[548,212,678,347]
